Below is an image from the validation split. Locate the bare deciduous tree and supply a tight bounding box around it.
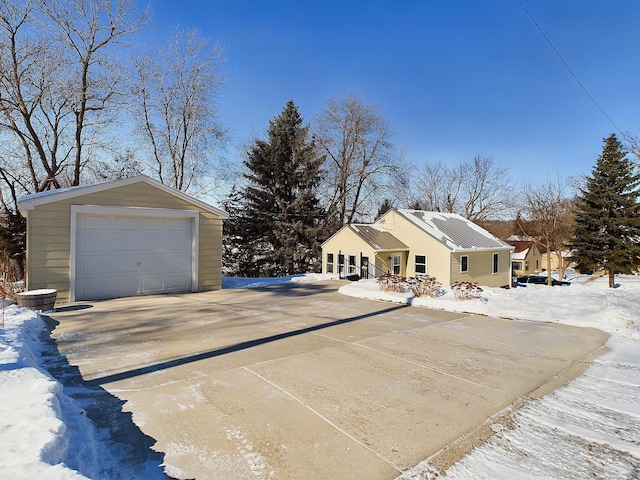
[314,94,404,226]
[518,176,575,284]
[130,27,226,194]
[41,0,146,186]
[414,155,512,221]
[623,132,640,167]
[0,0,145,201]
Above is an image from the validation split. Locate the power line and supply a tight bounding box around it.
[518,1,621,134]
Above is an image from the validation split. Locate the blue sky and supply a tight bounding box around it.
[145,1,639,185]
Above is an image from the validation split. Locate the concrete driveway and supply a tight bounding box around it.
[48,280,608,479]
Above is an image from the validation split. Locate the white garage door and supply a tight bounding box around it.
[75,213,194,301]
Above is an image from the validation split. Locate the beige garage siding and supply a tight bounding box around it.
[24,181,224,302]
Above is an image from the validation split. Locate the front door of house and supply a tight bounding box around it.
[391,254,401,275]
[361,256,372,279]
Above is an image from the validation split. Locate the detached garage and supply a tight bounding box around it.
[18,175,228,302]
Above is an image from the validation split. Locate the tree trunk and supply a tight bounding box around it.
[608,269,615,288]
[545,242,553,286]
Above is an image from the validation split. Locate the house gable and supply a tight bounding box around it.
[18,175,229,219]
[508,240,542,274]
[374,209,512,287]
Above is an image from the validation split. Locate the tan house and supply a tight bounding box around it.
[17,175,228,303]
[322,209,513,288]
[541,250,577,272]
[507,240,542,276]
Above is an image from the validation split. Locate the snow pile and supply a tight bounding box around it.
[339,273,640,344]
[0,306,90,479]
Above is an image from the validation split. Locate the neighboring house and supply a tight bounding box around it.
[17,175,228,303]
[508,240,543,276]
[322,209,513,288]
[541,250,577,272]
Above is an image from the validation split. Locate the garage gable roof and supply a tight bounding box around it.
[17,175,229,219]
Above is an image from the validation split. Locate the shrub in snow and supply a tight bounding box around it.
[452,281,483,300]
[377,273,407,293]
[406,274,443,297]
[377,273,443,297]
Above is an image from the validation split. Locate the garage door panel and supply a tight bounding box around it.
[75,212,194,301]
[111,277,140,298]
[78,256,111,276]
[166,274,191,290]
[114,216,139,230]
[142,217,166,229]
[143,236,166,250]
[81,215,111,229]
[79,235,112,253]
[78,278,106,300]
[113,256,140,274]
[141,277,163,293]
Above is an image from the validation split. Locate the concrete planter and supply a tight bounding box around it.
[17,289,57,312]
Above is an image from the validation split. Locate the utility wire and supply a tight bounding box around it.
[518,1,621,134]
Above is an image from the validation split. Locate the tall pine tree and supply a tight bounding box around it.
[571,133,640,287]
[223,101,326,277]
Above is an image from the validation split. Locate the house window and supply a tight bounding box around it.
[525,261,529,272]
[536,259,539,271]
[391,254,401,274]
[415,255,426,274]
[338,254,344,277]
[512,261,522,271]
[460,255,468,273]
[348,255,357,274]
[326,253,334,273]
[492,253,499,274]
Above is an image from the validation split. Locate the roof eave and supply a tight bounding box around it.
[451,246,514,253]
[17,175,229,219]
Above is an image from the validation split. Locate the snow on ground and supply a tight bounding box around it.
[340,273,640,480]
[1,272,638,479]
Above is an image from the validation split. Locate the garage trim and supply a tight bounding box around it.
[70,205,199,302]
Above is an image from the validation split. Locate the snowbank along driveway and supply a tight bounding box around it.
[48,280,609,479]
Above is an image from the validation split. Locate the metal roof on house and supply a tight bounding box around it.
[397,210,512,252]
[348,224,409,251]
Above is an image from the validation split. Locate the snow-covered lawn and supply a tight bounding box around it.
[1,273,638,479]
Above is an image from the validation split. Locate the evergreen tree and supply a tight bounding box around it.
[223,101,326,277]
[571,134,640,287]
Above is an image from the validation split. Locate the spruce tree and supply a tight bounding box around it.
[223,101,325,277]
[571,134,640,287]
